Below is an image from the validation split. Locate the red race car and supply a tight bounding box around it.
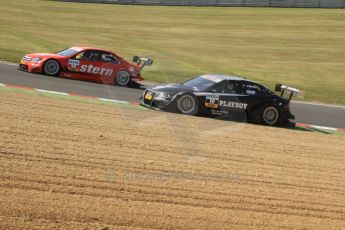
[19,47,153,86]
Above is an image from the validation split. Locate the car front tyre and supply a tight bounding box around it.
[261,106,280,126]
[43,59,60,76]
[176,94,199,115]
[115,70,131,86]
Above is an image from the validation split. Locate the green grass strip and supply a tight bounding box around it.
[0,85,147,110]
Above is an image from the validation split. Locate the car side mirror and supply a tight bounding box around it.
[275,83,282,92]
[146,59,153,66]
[133,56,139,63]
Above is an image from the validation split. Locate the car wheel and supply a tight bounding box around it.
[43,59,60,76]
[261,106,280,126]
[176,94,199,115]
[115,70,131,86]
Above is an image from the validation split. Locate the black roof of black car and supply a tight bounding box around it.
[200,74,256,83]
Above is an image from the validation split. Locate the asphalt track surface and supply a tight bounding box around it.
[1,63,344,128]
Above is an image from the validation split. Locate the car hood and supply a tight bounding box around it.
[24,53,63,59]
[149,83,197,94]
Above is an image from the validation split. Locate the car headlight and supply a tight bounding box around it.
[155,92,171,100]
[31,58,43,63]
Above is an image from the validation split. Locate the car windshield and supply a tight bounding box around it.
[56,48,80,57]
[182,76,217,91]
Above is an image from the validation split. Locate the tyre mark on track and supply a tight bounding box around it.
[1,149,345,195]
[2,171,345,217]
[0,214,157,230]
[1,181,344,223]
[2,129,345,183]
[2,155,344,219]
[2,135,345,190]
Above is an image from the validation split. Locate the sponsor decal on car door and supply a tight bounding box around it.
[66,50,116,82]
[204,93,248,110]
[219,100,248,109]
[79,64,113,77]
[67,59,104,81]
[218,94,247,111]
[205,93,220,109]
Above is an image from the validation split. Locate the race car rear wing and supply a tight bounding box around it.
[275,84,299,101]
[133,56,153,71]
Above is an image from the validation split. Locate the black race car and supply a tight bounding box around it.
[140,75,299,126]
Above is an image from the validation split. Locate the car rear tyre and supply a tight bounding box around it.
[261,106,280,126]
[176,94,199,115]
[43,59,60,76]
[115,70,131,86]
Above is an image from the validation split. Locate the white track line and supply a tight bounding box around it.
[311,125,338,131]
[98,98,128,104]
[296,123,342,131]
[35,89,69,96]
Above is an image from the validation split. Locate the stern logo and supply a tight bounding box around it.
[80,65,113,77]
[68,60,114,77]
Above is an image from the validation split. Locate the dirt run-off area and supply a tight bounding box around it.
[0,91,345,229]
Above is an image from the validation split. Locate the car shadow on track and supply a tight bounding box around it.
[210,113,338,134]
[27,70,147,90]
[127,81,146,90]
[147,106,335,135]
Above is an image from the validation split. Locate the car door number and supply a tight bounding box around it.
[205,94,219,109]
